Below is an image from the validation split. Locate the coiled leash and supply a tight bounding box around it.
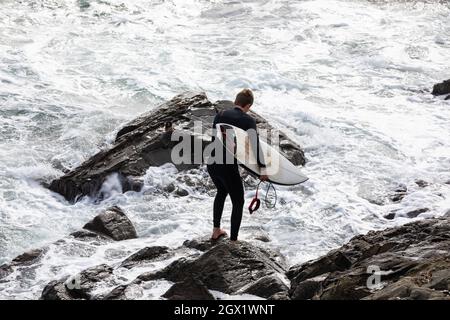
[248,181,277,214]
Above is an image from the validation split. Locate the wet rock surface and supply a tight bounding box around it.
[162,277,215,300]
[41,264,114,300]
[0,248,46,280]
[288,215,450,300]
[432,79,450,96]
[82,206,137,241]
[241,274,289,299]
[384,207,430,220]
[138,240,287,295]
[47,92,306,203]
[120,246,170,268]
[2,206,448,300]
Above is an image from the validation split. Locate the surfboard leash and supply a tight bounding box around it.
[248,181,277,214]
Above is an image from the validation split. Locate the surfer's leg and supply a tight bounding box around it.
[208,165,228,238]
[213,182,227,228]
[227,167,244,241]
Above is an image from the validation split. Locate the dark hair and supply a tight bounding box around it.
[234,88,254,107]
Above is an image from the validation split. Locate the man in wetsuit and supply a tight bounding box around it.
[207,89,267,242]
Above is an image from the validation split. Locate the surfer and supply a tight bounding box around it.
[207,89,267,242]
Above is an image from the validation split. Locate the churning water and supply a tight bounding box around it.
[1,0,450,299]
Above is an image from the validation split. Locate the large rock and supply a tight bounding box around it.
[162,277,215,300]
[241,274,289,299]
[0,248,46,280]
[287,216,450,300]
[82,206,137,241]
[48,92,306,203]
[119,246,170,268]
[138,240,287,296]
[41,264,114,300]
[432,79,450,96]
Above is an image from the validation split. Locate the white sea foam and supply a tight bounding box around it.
[0,0,449,299]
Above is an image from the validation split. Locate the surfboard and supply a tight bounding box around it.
[215,123,308,186]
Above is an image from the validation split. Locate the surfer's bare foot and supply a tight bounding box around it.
[211,228,227,240]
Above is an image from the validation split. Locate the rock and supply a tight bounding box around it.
[255,235,271,243]
[386,208,430,220]
[432,79,450,96]
[287,251,352,287]
[289,275,326,300]
[268,292,291,300]
[174,187,189,197]
[183,235,228,251]
[425,269,450,291]
[388,184,408,203]
[120,246,170,268]
[41,278,74,300]
[162,277,215,300]
[367,277,449,300]
[164,183,176,193]
[11,248,45,266]
[41,264,114,300]
[445,95,450,100]
[102,285,130,300]
[139,241,287,295]
[48,92,306,203]
[1,248,46,280]
[384,212,396,220]
[405,208,429,218]
[68,264,114,299]
[445,209,450,218]
[164,183,189,197]
[415,180,429,188]
[241,274,289,299]
[70,229,109,240]
[83,206,137,241]
[287,216,450,300]
[0,264,13,280]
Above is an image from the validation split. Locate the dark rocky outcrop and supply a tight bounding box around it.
[9,213,449,300]
[48,92,306,203]
[0,264,13,280]
[70,229,109,241]
[162,277,215,300]
[11,248,45,265]
[384,207,430,220]
[0,248,46,280]
[41,278,74,300]
[182,235,228,252]
[432,79,450,96]
[138,240,287,295]
[388,184,408,203]
[287,216,450,300]
[41,264,114,300]
[119,246,170,268]
[241,274,289,299]
[82,206,137,241]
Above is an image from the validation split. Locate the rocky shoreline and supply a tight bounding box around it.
[46,92,306,203]
[0,207,448,300]
[2,87,449,300]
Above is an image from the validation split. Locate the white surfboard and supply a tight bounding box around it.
[215,123,308,186]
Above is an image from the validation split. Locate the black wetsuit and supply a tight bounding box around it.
[207,107,265,241]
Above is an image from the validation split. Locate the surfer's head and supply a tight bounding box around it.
[235,88,254,113]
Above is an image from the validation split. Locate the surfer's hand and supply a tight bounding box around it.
[260,175,269,181]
